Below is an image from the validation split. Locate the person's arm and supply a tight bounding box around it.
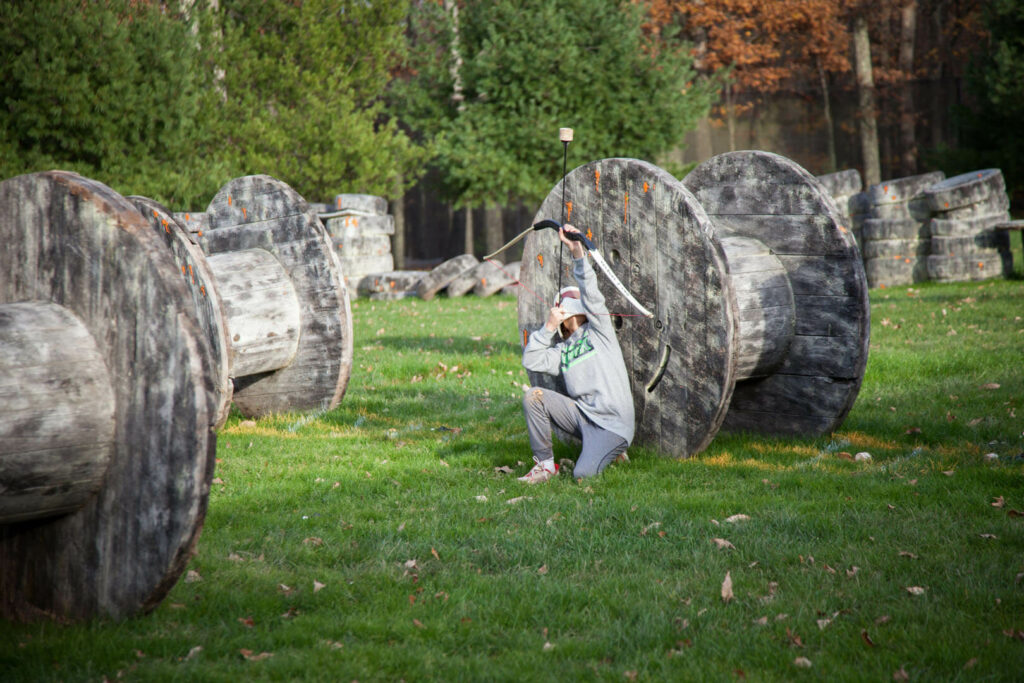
[560,225,613,335]
[522,306,565,375]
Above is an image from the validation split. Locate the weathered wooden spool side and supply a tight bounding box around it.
[201,176,353,417]
[520,158,737,458]
[0,171,216,620]
[417,254,479,300]
[683,151,870,436]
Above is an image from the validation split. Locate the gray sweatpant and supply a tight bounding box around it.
[522,386,627,479]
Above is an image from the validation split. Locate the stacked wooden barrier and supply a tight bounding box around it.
[320,193,396,292]
[923,169,1012,282]
[518,152,870,459]
[859,171,944,288]
[816,169,864,247]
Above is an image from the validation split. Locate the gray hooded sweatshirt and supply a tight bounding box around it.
[522,255,635,444]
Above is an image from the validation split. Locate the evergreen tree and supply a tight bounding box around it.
[396,0,719,209]
[214,0,429,201]
[0,0,225,207]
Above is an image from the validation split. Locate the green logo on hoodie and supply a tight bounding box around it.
[561,330,595,371]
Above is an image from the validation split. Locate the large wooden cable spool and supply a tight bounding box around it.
[138,176,354,418]
[683,151,871,437]
[0,171,217,620]
[517,152,870,459]
[519,158,737,457]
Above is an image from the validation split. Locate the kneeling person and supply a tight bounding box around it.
[518,224,635,483]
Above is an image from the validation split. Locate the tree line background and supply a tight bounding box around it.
[0,0,1018,266]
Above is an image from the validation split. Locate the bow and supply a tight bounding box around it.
[485,219,654,319]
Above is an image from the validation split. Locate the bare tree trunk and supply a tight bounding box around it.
[483,206,503,259]
[463,207,474,256]
[817,56,837,173]
[390,174,405,270]
[725,82,737,152]
[898,0,918,176]
[695,117,713,162]
[852,15,881,186]
[444,0,464,112]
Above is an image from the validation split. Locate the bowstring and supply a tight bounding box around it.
[557,139,568,298]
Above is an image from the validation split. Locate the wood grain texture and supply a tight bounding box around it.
[0,303,115,523]
[133,197,232,429]
[866,171,944,205]
[519,158,736,459]
[0,171,216,620]
[684,151,870,437]
[200,176,353,417]
[416,254,478,300]
[474,260,516,297]
[923,169,1005,212]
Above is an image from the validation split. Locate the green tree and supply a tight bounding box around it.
[214,0,429,201]
[0,0,225,207]
[396,0,719,210]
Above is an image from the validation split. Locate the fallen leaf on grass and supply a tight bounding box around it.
[494,466,513,474]
[876,615,892,625]
[968,418,984,427]
[404,559,419,570]
[904,427,922,435]
[899,551,918,559]
[753,616,768,626]
[861,630,876,647]
[725,514,751,523]
[240,649,273,662]
[786,628,804,648]
[538,564,548,575]
[413,619,425,629]
[905,586,926,596]
[184,646,202,661]
[992,496,1005,508]
[721,571,734,602]
[185,570,202,583]
[303,537,323,547]
[942,470,955,476]
[847,566,860,578]
[507,496,532,505]
[238,616,254,628]
[893,666,909,681]
[979,533,998,539]
[641,522,661,536]
[793,657,812,668]
[712,538,736,550]
[431,547,440,560]
[542,641,555,651]
[475,495,488,502]
[1008,509,1024,518]
[1003,630,1024,641]
[980,383,1001,390]
[624,670,638,680]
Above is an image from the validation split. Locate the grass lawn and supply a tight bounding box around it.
[2,268,1024,681]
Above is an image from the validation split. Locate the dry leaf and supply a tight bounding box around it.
[413,619,425,629]
[238,616,255,628]
[184,646,202,661]
[1008,509,1024,518]
[786,628,804,648]
[641,522,661,536]
[899,550,918,559]
[753,616,768,626]
[624,670,638,680]
[240,650,273,662]
[228,553,244,562]
[942,470,955,476]
[893,666,909,680]
[979,533,998,539]
[793,657,812,668]
[506,496,531,505]
[906,586,926,596]
[964,658,977,669]
[475,495,488,502]
[712,538,736,550]
[721,571,734,602]
[968,418,983,427]
[876,615,892,625]
[538,564,549,575]
[494,466,513,474]
[725,514,751,523]
[816,617,832,630]
[861,630,876,647]
[847,566,860,578]
[185,570,202,583]
[303,537,324,547]
[992,496,1005,508]
[543,642,555,652]
[404,559,419,570]
[313,580,326,593]
[980,383,1000,390]
[431,547,440,560]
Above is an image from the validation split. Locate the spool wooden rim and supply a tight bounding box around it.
[0,171,216,620]
[130,196,233,430]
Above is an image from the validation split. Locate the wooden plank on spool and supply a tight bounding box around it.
[356,270,424,297]
[684,151,870,439]
[329,193,388,215]
[929,212,1011,237]
[712,214,851,256]
[323,214,395,236]
[520,158,736,459]
[201,175,352,417]
[937,193,1009,220]
[446,261,489,297]
[862,217,929,241]
[926,252,1004,282]
[866,171,945,206]
[330,233,392,258]
[922,169,1005,212]
[416,254,479,301]
[0,171,216,620]
[862,238,930,260]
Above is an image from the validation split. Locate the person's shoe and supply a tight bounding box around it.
[614,451,629,464]
[517,461,559,484]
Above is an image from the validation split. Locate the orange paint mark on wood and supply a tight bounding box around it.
[228,195,232,206]
[181,265,186,275]
[200,285,206,296]
[623,192,629,223]
[643,181,649,193]
[242,207,247,219]
[595,170,601,193]
[537,254,544,267]
[586,229,593,241]
[523,329,529,346]
[481,278,488,287]
[162,218,169,232]
[566,201,573,222]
